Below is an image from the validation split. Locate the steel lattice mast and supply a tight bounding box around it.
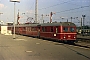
[35,0,38,23]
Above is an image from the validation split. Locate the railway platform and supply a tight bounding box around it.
[0,34,90,60]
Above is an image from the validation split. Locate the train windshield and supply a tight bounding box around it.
[63,27,75,32]
[70,27,75,32]
[63,27,68,32]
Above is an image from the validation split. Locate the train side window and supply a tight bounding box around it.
[51,27,53,32]
[63,27,68,32]
[42,27,45,32]
[31,27,37,31]
[26,27,27,31]
[24,27,26,30]
[44,27,47,32]
[27,27,29,31]
[29,27,31,31]
[45,27,47,32]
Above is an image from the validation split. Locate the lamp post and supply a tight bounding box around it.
[82,15,86,27]
[10,0,20,39]
[0,13,3,25]
[71,17,72,22]
[0,13,3,17]
[82,15,86,36]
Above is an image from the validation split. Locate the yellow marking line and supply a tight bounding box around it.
[38,39,42,40]
[53,42,57,43]
[14,39,27,41]
[84,48,89,50]
[36,43,40,45]
[26,50,33,53]
[43,40,47,41]
[69,45,74,46]
[74,46,79,47]
[48,41,52,42]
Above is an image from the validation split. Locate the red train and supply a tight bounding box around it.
[8,22,77,43]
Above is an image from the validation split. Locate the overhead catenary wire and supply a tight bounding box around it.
[37,0,90,25]
[39,0,72,10]
[56,5,90,13]
[38,0,88,11]
[38,0,90,15]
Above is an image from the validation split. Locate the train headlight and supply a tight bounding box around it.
[64,36,66,38]
[74,36,76,38]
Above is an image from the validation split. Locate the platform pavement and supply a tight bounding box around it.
[0,34,90,60]
[0,34,37,60]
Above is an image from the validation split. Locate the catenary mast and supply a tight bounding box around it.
[35,0,38,23]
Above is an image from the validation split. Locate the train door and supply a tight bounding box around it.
[54,26,58,37]
[37,26,40,38]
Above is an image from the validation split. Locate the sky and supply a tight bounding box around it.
[0,0,90,26]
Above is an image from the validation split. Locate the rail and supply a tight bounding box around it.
[77,35,90,43]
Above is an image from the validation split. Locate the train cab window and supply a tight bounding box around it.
[70,27,75,32]
[63,27,68,32]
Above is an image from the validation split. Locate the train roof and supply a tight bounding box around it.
[8,23,39,27]
[38,22,76,26]
[8,22,76,27]
[17,24,39,27]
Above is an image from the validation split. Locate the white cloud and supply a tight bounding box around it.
[0,4,4,8]
[0,3,7,9]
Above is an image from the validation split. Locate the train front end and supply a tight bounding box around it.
[60,22,77,43]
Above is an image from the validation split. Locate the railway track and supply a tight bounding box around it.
[44,37,90,49]
[77,34,90,43]
[54,41,90,50]
[74,42,90,49]
[77,38,90,43]
[40,38,90,49]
